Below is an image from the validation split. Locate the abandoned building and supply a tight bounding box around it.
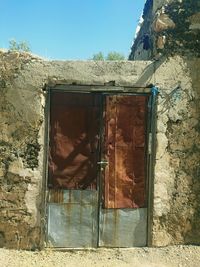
[0,0,199,249]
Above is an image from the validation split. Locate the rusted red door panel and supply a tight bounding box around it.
[48,92,100,190]
[103,95,148,209]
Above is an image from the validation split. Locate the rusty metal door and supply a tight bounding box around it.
[47,92,101,248]
[47,91,149,248]
[98,94,149,247]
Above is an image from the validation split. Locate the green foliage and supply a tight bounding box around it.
[92,52,104,60]
[106,51,125,60]
[9,39,31,52]
[92,51,125,61]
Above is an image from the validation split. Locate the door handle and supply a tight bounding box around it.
[97,160,108,167]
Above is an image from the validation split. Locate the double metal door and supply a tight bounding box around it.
[47,91,149,248]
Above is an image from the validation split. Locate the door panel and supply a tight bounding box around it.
[99,208,147,247]
[99,94,148,247]
[47,190,98,248]
[48,92,100,190]
[47,92,101,248]
[103,95,148,209]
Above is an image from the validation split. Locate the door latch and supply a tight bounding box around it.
[97,160,108,170]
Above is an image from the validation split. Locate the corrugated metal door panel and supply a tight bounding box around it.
[47,190,98,248]
[99,208,147,247]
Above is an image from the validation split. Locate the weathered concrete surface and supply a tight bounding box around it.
[0,51,200,249]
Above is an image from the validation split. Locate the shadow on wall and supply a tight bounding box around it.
[135,55,166,86]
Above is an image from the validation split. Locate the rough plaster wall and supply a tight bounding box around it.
[149,57,200,246]
[125,54,200,246]
[129,0,200,246]
[0,51,152,249]
[0,52,45,249]
[0,51,199,249]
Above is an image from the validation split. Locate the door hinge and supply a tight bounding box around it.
[148,133,152,155]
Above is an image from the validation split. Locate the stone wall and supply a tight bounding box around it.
[153,0,175,13]
[130,0,153,60]
[0,50,199,249]
[129,0,200,60]
[0,52,44,249]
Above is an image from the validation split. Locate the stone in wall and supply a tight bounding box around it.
[153,14,175,32]
[188,12,200,30]
[156,36,166,50]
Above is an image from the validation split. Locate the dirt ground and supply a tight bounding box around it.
[0,245,200,267]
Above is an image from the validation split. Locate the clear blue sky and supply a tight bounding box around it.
[0,0,145,60]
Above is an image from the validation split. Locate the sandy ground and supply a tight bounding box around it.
[0,246,200,267]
